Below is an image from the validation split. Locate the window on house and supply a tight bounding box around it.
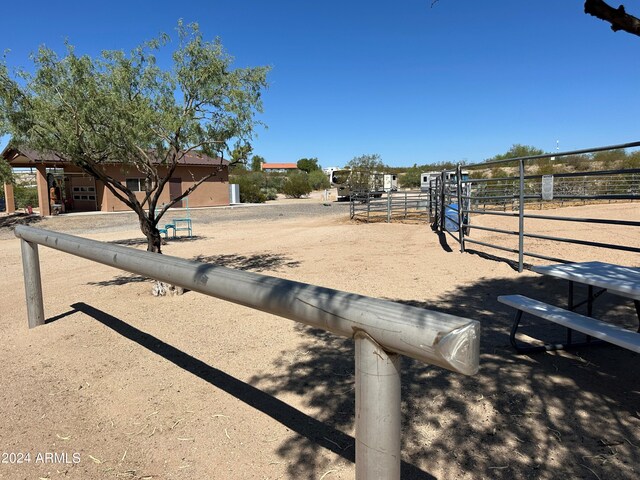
[126,178,145,192]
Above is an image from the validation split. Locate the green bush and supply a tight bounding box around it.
[490,167,509,179]
[264,173,286,193]
[536,162,556,176]
[234,173,266,203]
[621,151,640,170]
[261,187,278,201]
[469,170,486,179]
[308,170,330,190]
[400,167,421,188]
[282,172,312,198]
[14,185,38,208]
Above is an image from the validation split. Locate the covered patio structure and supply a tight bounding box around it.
[2,147,230,216]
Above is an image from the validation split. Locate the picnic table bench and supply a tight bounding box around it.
[157,218,193,239]
[499,262,640,354]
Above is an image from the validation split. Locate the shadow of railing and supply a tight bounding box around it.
[248,275,640,479]
[67,302,434,479]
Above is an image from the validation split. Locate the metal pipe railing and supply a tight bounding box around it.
[350,191,433,224]
[14,225,480,479]
[465,140,640,168]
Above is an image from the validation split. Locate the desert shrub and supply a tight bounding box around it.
[621,151,640,170]
[261,187,278,201]
[308,169,330,190]
[490,167,510,179]
[400,167,421,188]
[469,170,486,179]
[282,172,312,198]
[14,185,38,208]
[264,173,286,192]
[536,162,556,176]
[234,173,266,203]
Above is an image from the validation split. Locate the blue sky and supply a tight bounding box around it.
[1,0,639,167]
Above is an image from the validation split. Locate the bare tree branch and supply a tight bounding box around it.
[584,0,640,37]
[54,151,144,216]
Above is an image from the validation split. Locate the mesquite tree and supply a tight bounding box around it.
[584,0,640,37]
[0,21,269,253]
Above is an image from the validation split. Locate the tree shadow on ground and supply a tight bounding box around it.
[0,213,42,231]
[87,274,152,287]
[108,236,202,247]
[248,275,640,479]
[66,302,434,479]
[192,253,301,272]
[87,252,301,287]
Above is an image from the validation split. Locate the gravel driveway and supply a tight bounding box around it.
[0,200,350,239]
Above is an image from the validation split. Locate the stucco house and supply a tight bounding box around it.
[260,162,298,173]
[1,146,230,216]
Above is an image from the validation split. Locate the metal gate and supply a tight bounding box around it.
[432,141,640,272]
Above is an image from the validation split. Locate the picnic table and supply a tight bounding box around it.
[171,218,193,238]
[499,261,640,354]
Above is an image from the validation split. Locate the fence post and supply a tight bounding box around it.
[429,180,435,223]
[355,331,401,480]
[456,164,465,253]
[518,159,525,272]
[20,239,45,328]
[439,172,446,233]
[387,191,392,223]
[404,191,407,219]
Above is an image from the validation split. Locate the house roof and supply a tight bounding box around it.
[1,146,229,167]
[261,163,298,170]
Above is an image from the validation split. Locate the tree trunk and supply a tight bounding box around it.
[139,214,184,296]
[140,216,162,254]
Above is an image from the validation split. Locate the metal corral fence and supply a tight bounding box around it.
[431,141,640,272]
[15,225,479,480]
[350,190,435,223]
[471,169,640,212]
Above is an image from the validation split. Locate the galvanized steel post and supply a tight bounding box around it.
[387,191,392,223]
[355,331,401,480]
[404,191,408,219]
[518,159,525,272]
[456,164,465,252]
[20,239,45,328]
[439,172,446,233]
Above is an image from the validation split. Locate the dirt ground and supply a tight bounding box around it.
[0,200,639,480]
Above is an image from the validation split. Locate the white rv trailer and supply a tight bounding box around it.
[421,170,470,192]
[330,169,386,201]
[420,171,441,192]
[383,174,398,192]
